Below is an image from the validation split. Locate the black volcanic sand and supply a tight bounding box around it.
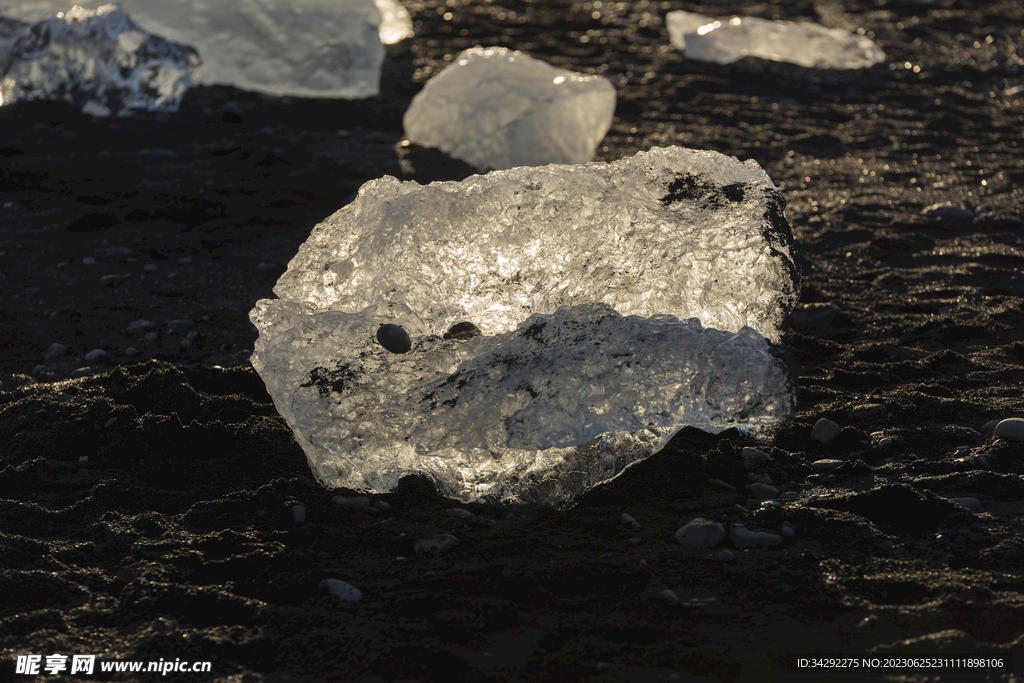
[2,0,1024,681]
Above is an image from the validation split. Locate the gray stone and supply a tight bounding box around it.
[730,526,784,549]
[994,418,1024,441]
[676,518,726,547]
[811,418,841,444]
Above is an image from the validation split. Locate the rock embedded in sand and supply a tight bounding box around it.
[730,526,784,549]
[993,418,1024,441]
[811,418,841,444]
[250,146,801,507]
[319,578,362,602]
[676,518,726,547]
[403,46,616,171]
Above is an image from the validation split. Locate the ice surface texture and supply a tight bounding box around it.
[0,4,198,115]
[403,46,616,171]
[249,146,801,507]
[666,11,887,69]
[0,0,390,98]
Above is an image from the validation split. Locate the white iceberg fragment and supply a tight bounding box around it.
[666,10,887,69]
[403,46,616,171]
[249,146,800,507]
[0,0,387,98]
[0,4,198,115]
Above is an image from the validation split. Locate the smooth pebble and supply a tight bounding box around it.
[376,323,412,354]
[414,534,459,554]
[621,513,636,524]
[994,418,1024,441]
[748,483,779,499]
[319,578,362,602]
[811,418,841,444]
[292,504,306,523]
[82,257,96,265]
[811,459,844,470]
[447,508,475,518]
[443,321,482,340]
[730,527,785,549]
[84,349,106,361]
[676,518,726,547]
[43,343,66,359]
[717,549,734,561]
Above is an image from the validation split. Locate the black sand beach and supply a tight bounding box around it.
[2,1,1024,680]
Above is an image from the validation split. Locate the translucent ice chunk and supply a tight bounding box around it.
[0,4,198,115]
[1,0,386,98]
[403,46,616,171]
[249,146,801,507]
[374,0,413,45]
[666,10,887,69]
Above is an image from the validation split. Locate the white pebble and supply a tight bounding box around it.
[70,367,91,378]
[621,513,636,524]
[676,518,726,547]
[78,456,88,463]
[82,257,96,265]
[180,339,192,349]
[292,504,306,523]
[144,264,157,272]
[730,527,784,549]
[949,497,981,509]
[656,589,678,603]
[994,418,1024,441]
[374,501,392,510]
[447,508,475,518]
[811,418,841,444]
[42,342,66,359]
[717,549,734,561]
[630,521,642,532]
[84,349,106,362]
[811,459,844,470]
[125,347,139,356]
[333,495,370,508]
[319,578,362,602]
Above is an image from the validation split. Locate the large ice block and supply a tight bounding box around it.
[249,147,801,507]
[403,46,616,171]
[667,10,887,69]
[0,4,198,115]
[0,0,387,98]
